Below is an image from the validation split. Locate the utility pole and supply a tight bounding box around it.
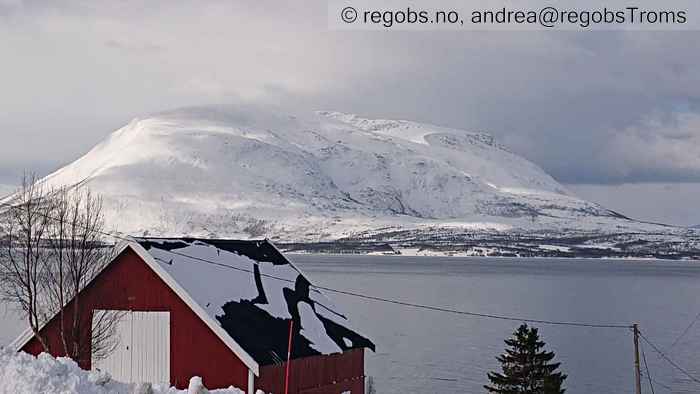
[633,323,642,394]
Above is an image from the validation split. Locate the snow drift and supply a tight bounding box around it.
[0,348,254,394]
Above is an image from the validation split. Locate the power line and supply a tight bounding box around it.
[669,311,700,350]
[647,376,673,392]
[638,330,700,385]
[641,342,656,394]
[312,283,632,328]
[161,246,633,329]
[0,198,634,330]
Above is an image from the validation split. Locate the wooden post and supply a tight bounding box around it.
[633,323,642,394]
[285,319,294,394]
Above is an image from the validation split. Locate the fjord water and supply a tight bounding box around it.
[294,255,700,394]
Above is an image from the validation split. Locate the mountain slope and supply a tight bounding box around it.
[39,106,699,257]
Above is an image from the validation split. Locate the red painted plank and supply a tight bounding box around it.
[258,349,365,394]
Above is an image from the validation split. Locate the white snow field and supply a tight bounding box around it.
[0,348,257,394]
[29,105,699,256]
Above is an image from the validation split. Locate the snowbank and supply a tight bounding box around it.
[0,348,256,394]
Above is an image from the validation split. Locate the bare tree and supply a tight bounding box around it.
[90,309,126,362]
[0,173,116,361]
[0,173,53,352]
[43,185,114,360]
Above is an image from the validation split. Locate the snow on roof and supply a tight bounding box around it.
[137,238,375,366]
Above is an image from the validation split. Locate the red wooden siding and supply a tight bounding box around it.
[258,349,365,394]
[22,247,250,390]
[21,246,368,393]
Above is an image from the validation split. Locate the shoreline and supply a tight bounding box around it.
[279,244,700,261]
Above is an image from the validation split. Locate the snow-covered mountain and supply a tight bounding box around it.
[39,106,699,258]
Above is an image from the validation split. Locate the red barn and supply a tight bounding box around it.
[11,238,375,394]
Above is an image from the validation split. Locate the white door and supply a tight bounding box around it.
[92,310,170,384]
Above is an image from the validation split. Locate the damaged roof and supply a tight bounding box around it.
[137,238,375,366]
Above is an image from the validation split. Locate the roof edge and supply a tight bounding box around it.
[9,241,261,376]
[125,242,261,375]
[266,239,376,353]
[10,327,34,352]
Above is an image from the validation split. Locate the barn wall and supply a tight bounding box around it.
[22,247,250,390]
[257,348,365,394]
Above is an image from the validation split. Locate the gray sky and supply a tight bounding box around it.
[1,1,699,225]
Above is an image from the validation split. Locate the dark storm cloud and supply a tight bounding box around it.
[0,1,699,186]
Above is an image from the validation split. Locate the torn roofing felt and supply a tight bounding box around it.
[137,238,375,366]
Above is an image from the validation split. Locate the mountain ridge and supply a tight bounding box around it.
[36,105,699,258]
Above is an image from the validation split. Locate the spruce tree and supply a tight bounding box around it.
[485,324,567,394]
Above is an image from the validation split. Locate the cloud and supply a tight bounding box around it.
[569,182,700,226]
[104,39,164,53]
[0,1,699,187]
[603,112,700,182]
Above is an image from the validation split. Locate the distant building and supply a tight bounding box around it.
[11,238,375,394]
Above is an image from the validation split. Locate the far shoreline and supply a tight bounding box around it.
[285,250,700,263]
